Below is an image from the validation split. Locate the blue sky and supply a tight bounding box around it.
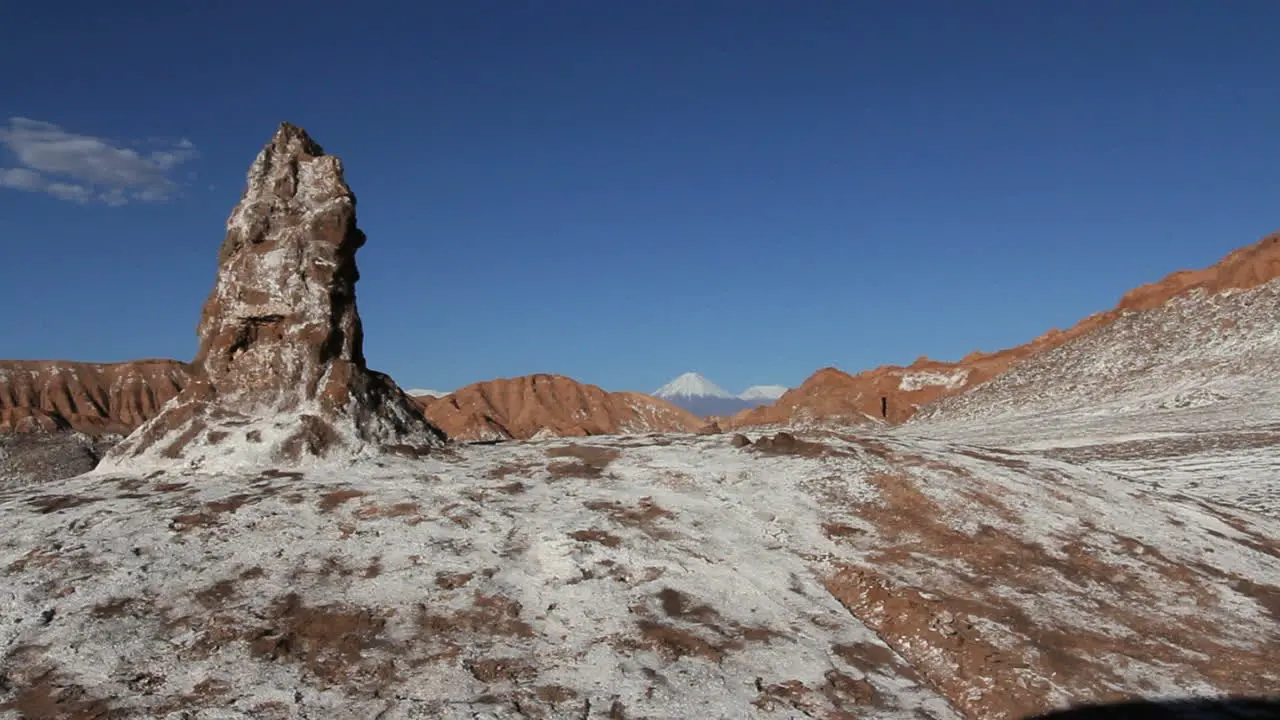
[2,1,1278,394]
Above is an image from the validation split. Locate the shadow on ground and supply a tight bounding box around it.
[1027,696,1280,719]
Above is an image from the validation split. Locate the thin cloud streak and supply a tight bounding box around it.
[0,117,197,205]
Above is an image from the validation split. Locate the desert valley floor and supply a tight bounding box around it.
[1,396,1278,719]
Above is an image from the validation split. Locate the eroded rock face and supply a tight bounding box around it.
[729,231,1280,430]
[418,374,702,442]
[0,360,190,435]
[100,123,444,470]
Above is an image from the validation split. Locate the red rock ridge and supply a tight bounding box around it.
[0,359,191,434]
[729,232,1280,429]
[418,374,703,441]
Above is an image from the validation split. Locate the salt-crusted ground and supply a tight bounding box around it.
[901,392,1280,520]
[2,426,1278,719]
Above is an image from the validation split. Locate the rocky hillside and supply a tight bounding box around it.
[419,374,703,442]
[917,278,1280,427]
[0,359,190,434]
[730,232,1280,430]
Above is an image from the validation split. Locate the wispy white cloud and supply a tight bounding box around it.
[0,117,197,206]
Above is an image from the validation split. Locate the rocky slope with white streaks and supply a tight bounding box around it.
[732,231,1280,430]
[0,359,190,434]
[916,280,1280,427]
[420,374,702,441]
[1,422,1277,718]
[99,123,443,472]
[905,279,1280,520]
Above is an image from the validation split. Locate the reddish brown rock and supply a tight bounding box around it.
[100,123,443,470]
[417,374,702,442]
[695,419,722,435]
[0,359,190,434]
[729,231,1280,429]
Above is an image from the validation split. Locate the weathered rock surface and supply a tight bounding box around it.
[1,423,1276,718]
[100,123,443,471]
[730,232,1280,430]
[0,359,190,435]
[418,374,702,442]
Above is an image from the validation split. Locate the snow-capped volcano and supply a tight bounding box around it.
[653,373,787,417]
[739,384,787,402]
[654,372,735,400]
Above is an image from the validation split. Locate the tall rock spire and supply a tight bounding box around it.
[101,123,444,470]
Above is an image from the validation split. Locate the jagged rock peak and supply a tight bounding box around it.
[194,121,367,397]
[100,123,444,471]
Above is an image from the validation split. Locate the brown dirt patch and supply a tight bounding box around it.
[167,492,260,532]
[628,587,784,664]
[279,414,341,460]
[635,620,732,662]
[245,592,392,688]
[569,529,622,548]
[353,502,422,523]
[25,495,101,514]
[161,419,207,459]
[435,572,474,590]
[90,597,139,619]
[546,445,620,479]
[465,657,537,683]
[416,592,534,640]
[584,497,676,539]
[317,488,367,513]
[205,493,254,514]
[822,522,866,540]
[1228,576,1280,623]
[486,461,538,481]
[194,579,239,609]
[750,673,871,718]
[535,685,578,704]
[0,673,122,720]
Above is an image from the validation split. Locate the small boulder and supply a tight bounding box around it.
[770,432,798,450]
[696,420,723,435]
